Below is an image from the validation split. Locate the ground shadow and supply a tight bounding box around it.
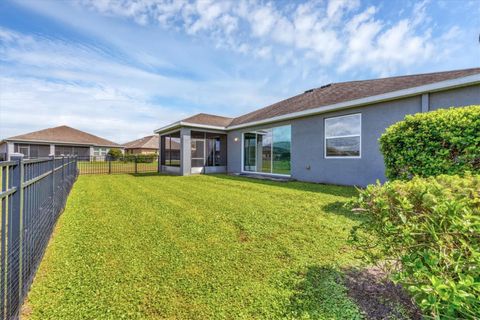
[284,265,421,320]
[321,201,366,222]
[129,172,172,177]
[284,266,361,319]
[209,174,360,198]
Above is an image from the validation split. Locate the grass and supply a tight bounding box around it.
[24,174,365,319]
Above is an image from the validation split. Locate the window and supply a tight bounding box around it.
[92,147,108,157]
[243,125,291,175]
[324,113,361,158]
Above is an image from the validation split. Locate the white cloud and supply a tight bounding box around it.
[73,0,459,75]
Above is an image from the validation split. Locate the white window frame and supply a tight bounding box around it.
[324,113,362,159]
[240,126,292,177]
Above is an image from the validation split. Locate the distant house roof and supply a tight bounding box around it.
[154,68,480,133]
[5,125,121,147]
[229,68,480,126]
[124,135,159,150]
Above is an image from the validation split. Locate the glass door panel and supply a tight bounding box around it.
[272,126,291,174]
[244,133,256,171]
[260,130,272,173]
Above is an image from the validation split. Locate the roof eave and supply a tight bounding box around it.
[3,138,122,148]
[154,121,227,134]
[227,73,480,130]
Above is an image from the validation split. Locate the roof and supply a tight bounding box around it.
[154,113,233,133]
[5,125,121,147]
[124,135,159,149]
[230,68,480,126]
[182,113,233,127]
[154,68,480,133]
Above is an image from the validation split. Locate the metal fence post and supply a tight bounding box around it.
[108,158,112,174]
[8,154,24,316]
[50,155,55,211]
[135,156,138,174]
[62,156,65,188]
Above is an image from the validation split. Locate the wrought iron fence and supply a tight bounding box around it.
[0,154,78,319]
[77,155,159,175]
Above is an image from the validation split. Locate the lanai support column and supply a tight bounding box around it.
[180,128,191,176]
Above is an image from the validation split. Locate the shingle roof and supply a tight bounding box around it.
[230,68,480,126]
[6,125,120,147]
[124,135,159,149]
[182,113,233,127]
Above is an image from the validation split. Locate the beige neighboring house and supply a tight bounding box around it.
[0,125,122,160]
[124,135,159,155]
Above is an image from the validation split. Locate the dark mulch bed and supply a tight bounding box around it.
[344,267,422,320]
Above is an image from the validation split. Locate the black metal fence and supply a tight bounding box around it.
[77,155,158,175]
[0,155,78,319]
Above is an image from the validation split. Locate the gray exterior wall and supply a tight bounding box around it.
[429,84,480,110]
[227,85,480,186]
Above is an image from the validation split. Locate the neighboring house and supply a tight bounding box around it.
[155,68,480,186]
[124,135,159,155]
[0,125,122,160]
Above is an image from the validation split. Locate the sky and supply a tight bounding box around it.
[0,0,479,143]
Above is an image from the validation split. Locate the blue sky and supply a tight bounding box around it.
[0,0,479,142]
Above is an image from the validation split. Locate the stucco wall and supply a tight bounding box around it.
[227,85,480,186]
[429,84,480,110]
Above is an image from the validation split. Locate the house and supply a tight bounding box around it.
[124,135,159,155]
[0,125,122,160]
[155,68,480,186]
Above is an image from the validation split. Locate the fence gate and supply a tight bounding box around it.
[0,154,78,319]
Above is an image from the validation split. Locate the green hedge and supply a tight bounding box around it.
[122,154,157,163]
[380,105,480,180]
[349,174,480,319]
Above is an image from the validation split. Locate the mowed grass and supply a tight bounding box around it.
[24,174,365,319]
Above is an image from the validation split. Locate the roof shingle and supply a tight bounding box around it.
[182,113,233,127]
[6,125,120,147]
[124,135,159,149]
[230,68,480,126]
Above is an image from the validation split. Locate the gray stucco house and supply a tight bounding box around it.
[155,68,480,186]
[0,125,122,160]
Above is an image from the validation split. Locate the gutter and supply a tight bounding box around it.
[154,122,227,134]
[3,139,123,148]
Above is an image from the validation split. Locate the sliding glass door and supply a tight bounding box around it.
[243,125,291,175]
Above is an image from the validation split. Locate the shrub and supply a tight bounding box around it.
[122,154,157,163]
[107,148,123,160]
[135,154,157,163]
[380,105,480,180]
[349,174,480,319]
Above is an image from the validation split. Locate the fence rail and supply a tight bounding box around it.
[0,154,78,319]
[77,155,158,175]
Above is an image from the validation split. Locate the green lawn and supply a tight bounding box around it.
[24,174,365,319]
